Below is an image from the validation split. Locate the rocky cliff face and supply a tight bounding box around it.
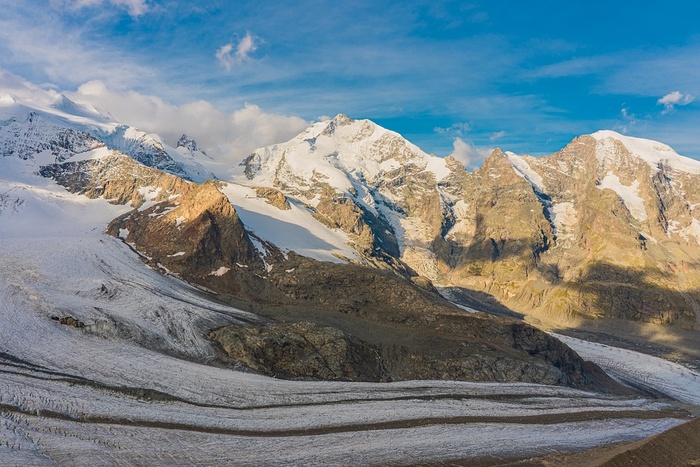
[236,114,456,276]
[39,153,262,295]
[444,133,700,327]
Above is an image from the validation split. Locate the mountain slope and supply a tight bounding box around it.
[0,152,691,463]
[236,113,462,276]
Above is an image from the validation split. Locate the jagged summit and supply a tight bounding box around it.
[177,133,203,153]
[237,114,452,192]
[234,114,460,275]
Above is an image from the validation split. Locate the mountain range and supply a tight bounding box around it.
[1,88,699,465]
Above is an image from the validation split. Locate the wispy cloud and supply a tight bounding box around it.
[524,55,619,79]
[0,3,155,89]
[216,33,260,71]
[489,130,506,141]
[434,122,471,137]
[57,0,150,18]
[657,91,695,114]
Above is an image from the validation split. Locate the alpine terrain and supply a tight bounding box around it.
[1,88,699,465]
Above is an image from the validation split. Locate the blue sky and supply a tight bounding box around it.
[1,0,699,166]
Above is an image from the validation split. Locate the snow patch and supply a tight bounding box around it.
[596,172,647,221]
[168,251,186,257]
[209,267,230,276]
[554,333,700,406]
[679,218,700,243]
[424,156,452,181]
[118,228,129,239]
[550,202,578,243]
[506,152,546,192]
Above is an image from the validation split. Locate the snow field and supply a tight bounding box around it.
[221,183,359,263]
[553,333,700,406]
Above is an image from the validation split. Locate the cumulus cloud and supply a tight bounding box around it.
[70,80,308,165]
[657,91,695,114]
[216,33,260,71]
[449,137,491,169]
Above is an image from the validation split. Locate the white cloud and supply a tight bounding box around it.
[449,137,491,169]
[58,0,149,17]
[216,33,260,71]
[613,106,642,135]
[489,130,506,141]
[70,80,308,164]
[0,68,63,106]
[657,91,695,114]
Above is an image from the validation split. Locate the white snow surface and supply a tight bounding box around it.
[554,334,700,406]
[592,130,700,174]
[596,171,648,221]
[550,201,579,242]
[221,183,359,263]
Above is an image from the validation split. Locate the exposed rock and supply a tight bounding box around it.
[41,154,262,297]
[52,316,85,328]
[254,186,291,210]
[0,112,104,161]
[208,322,385,381]
[203,258,624,392]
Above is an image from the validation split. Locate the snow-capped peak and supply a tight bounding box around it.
[591,130,700,174]
[0,86,215,182]
[236,114,452,195]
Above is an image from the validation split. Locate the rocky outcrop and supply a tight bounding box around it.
[201,256,624,392]
[39,153,191,206]
[208,322,385,381]
[51,316,86,328]
[107,181,259,277]
[254,186,291,210]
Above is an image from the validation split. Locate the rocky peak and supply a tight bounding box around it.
[176,134,204,154]
[321,113,354,135]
